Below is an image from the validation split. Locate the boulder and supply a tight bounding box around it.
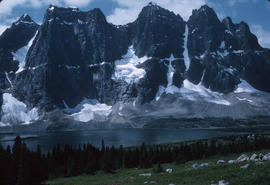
[250,154,258,161]
[236,154,249,163]
[217,160,225,164]
[262,153,270,161]
[240,164,249,169]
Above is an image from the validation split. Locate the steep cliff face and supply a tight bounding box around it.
[14,6,130,110]
[186,5,270,94]
[13,3,187,109]
[0,3,270,128]
[0,14,39,120]
[130,2,185,58]
[0,14,39,90]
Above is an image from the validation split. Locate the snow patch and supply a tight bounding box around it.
[224,67,235,75]
[65,65,80,70]
[60,21,74,25]
[64,99,112,122]
[183,25,190,70]
[191,28,198,34]
[88,62,108,68]
[217,50,229,58]
[236,97,253,103]
[13,31,38,74]
[5,72,13,88]
[232,50,244,54]
[58,65,80,70]
[77,19,87,24]
[113,46,148,84]
[1,93,39,126]
[235,80,258,93]
[225,30,233,35]
[167,54,175,87]
[49,6,55,11]
[179,80,231,106]
[219,41,225,49]
[155,86,166,101]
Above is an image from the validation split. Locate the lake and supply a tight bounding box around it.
[0,128,259,151]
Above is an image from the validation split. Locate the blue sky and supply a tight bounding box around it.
[0,0,270,48]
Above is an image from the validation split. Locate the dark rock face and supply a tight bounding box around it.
[172,59,186,88]
[187,5,224,57]
[186,5,270,93]
[14,6,130,109]
[13,3,186,109]
[0,14,39,78]
[136,58,168,104]
[130,3,185,58]
[0,14,39,52]
[0,14,39,113]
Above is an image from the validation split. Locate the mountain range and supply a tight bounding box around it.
[0,2,270,131]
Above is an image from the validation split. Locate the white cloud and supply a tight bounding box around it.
[107,0,206,25]
[0,0,27,16]
[251,24,270,48]
[62,0,92,7]
[0,0,93,16]
[228,0,258,6]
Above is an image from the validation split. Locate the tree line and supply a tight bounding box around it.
[0,134,270,185]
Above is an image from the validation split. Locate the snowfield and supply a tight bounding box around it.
[13,31,38,74]
[0,93,39,126]
[113,46,149,84]
[64,99,112,122]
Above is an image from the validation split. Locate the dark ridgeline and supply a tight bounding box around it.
[0,135,270,185]
[0,3,269,115]
[0,14,38,90]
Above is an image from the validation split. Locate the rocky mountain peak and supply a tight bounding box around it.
[44,5,81,23]
[190,5,220,26]
[0,14,38,52]
[138,2,177,20]
[222,17,235,31]
[17,14,34,24]
[86,8,107,23]
[132,3,185,58]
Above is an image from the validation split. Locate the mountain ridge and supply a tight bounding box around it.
[0,3,270,129]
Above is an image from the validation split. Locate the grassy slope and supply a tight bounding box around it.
[46,150,270,185]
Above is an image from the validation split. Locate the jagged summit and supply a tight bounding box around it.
[0,14,38,52]
[86,8,107,23]
[189,4,220,25]
[44,5,107,25]
[222,16,234,30]
[17,14,34,23]
[138,2,177,19]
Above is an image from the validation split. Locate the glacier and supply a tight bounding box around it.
[13,30,38,74]
[64,99,112,122]
[0,93,39,126]
[113,46,149,84]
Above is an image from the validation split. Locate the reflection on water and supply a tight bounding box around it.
[0,128,249,151]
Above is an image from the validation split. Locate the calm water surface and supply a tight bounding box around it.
[0,128,252,151]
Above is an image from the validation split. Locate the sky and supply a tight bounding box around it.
[0,0,270,48]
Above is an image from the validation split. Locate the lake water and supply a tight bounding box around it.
[0,128,253,151]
